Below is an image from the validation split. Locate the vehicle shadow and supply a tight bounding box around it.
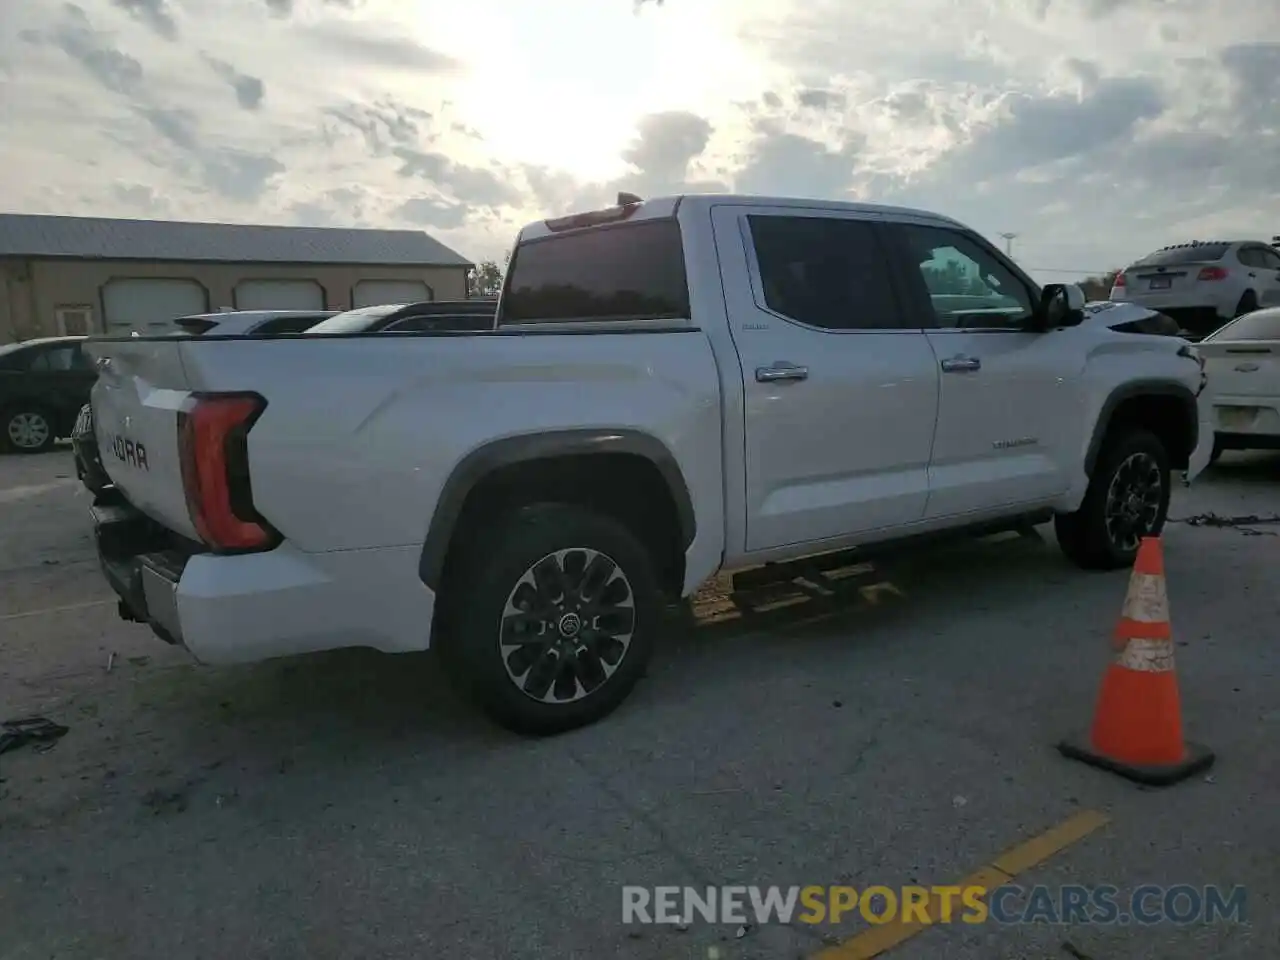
[125,530,1065,764]
[1204,450,1280,486]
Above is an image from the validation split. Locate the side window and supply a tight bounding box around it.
[32,346,77,371]
[1260,248,1280,270]
[1237,248,1264,268]
[897,224,1036,330]
[68,344,94,371]
[747,215,901,330]
[0,349,32,372]
[253,316,320,334]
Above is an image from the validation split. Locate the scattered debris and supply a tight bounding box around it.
[141,787,189,816]
[214,789,239,808]
[1172,512,1280,536]
[735,924,749,939]
[107,652,116,672]
[1204,775,1216,785]
[674,921,689,932]
[0,716,69,757]
[1061,940,1094,960]
[952,795,968,808]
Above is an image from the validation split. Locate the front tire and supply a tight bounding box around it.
[438,503,661,736]
[3,407,56,453]
[1055,428,1171,570]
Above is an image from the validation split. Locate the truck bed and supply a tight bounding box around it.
[86,326,727,559]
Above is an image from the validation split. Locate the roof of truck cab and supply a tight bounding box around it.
[517,194,966,242]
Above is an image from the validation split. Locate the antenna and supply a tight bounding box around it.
[1000,232,1019,257]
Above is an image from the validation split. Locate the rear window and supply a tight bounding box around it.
[1132,244,1230,267]
[500,219,690,323]
[1203,307,1280,342]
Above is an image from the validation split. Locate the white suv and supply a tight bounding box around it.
[1110,240,1280,340]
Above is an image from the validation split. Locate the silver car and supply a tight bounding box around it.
[1109,240,1280,340]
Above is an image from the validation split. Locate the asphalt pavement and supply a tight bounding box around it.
[0,448,1276,960]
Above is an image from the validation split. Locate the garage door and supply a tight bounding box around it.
[234,279,325,311]
[101,279,209,335]
[351,279,431,308]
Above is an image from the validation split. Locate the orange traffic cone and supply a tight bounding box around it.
[1058,536,1215,786]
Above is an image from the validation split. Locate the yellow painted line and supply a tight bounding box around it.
[991,808,1111,876]
[812,809,1110,960]
[0,598,115,622]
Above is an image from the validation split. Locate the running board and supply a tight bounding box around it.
[731,510,1053,594]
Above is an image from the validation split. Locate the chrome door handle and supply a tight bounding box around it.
[940,356,981,373]
[1235,362,1260,372]
[756,362,809,383]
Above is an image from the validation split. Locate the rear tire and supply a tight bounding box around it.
[1234,292,1258,319]
[437,503,660,736]
[1055,428,1171,570]
[3,406,56,454]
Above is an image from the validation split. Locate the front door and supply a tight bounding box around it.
[883,221,1087,521]
[712,206,941,553]
[1251,246,1280,308]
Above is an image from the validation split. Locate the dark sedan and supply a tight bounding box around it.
[0,336,97,453]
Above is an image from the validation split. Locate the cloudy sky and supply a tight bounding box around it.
[2,0,1279,281]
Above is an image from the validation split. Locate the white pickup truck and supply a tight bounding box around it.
[86,194,1213,735]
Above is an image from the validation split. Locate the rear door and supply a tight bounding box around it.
[712,205,940,552]
[882,220,1085,520]
[88,339,201,540]
[1251,247,1280,308]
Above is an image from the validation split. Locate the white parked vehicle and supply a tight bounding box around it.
[1110,240,1280,340]
[1078,300,1182,336]
[1198,306,1280,461]
[170,310,337,336]
[85,193,1214,734]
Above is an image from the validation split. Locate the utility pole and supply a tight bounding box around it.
[1000,232,1019,258]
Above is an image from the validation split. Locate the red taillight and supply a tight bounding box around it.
[177,393,277,552]
[1113,272,1126,288]
[1197,266,1228,281]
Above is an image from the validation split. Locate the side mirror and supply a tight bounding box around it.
[1036,283,1086,330]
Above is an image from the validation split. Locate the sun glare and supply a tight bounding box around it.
[409,0,769,182]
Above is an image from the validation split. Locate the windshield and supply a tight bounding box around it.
[305,304,407,335]
[1132,244,1230,267]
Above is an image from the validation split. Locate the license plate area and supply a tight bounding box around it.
[1217,406,1260,430]
[1148,276,1172,290]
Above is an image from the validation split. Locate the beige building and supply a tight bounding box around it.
[0,213,473,343]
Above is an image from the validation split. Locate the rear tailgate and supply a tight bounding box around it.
[1200,339,1280,400]
[86,338,200,541]
[1125,261,1220,296]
